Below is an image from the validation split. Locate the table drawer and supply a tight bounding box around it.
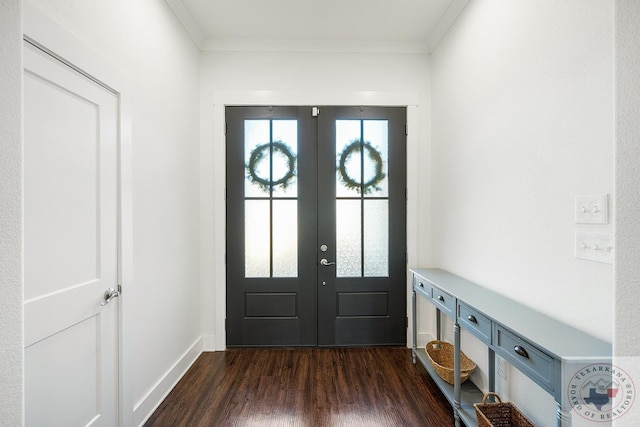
[430,285,456,318]
[494,324,555,392]
[414,277,431,300]
[458,303,491,344]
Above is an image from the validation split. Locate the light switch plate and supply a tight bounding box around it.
[575,232,614,264]
[575,195,608,224]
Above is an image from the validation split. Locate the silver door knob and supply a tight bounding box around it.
[320,258,335,266]
[100,287,120,306]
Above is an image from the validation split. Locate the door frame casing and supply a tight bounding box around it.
[206,92,424,351]
[23,4,134,426]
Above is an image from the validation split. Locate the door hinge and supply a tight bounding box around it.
[312,107,320,117]
[405,123,408,136]
[224,188,227,200]
[225,123,228,135]
[406,316,409,328]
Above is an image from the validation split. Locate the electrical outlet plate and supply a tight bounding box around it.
[497,357,507,380]
[575,232,614,264]
[575,194,608,224]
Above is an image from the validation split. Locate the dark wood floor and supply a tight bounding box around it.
[144,347,455,427]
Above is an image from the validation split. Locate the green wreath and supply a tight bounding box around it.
[337,140,386,194]
[246,141,297,192]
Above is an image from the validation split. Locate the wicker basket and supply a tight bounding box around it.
[425,340,476,385]
[474,393,535,427]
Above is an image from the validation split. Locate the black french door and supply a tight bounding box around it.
[226,106,406,347]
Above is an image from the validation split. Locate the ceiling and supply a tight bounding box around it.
[166,0,470,52]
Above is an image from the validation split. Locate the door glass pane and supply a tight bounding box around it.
[336,120,362,197]
[272,120,298,197]
[244,118,299,279]
[273,200,298,277]
[362,120,388,197]
[335,118,390,278]
[364,200,389,277]
[245,200,270,277]
[245,120,271,197]
[336,200,361,277]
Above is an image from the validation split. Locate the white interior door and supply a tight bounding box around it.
[23,40,120,427]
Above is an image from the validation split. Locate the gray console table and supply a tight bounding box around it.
[410,268,611,427]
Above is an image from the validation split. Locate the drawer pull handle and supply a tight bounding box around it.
[437,295,445,302]
[419,282,424,288]
[514,345,529,359]
[467,315,478,323]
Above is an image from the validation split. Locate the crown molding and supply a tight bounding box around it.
[167,0,470,54]
[426,0,471,53]
[165,0,205,49]
[201,38,430,54]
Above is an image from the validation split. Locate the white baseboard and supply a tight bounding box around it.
[134,337,203,427]
[416,332,434,348]
[202,334,216,351]
[406,332,434,349]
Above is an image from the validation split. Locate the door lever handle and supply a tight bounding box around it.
[100,287,120,306]
[320,258,335,266]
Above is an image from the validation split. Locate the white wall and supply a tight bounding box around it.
[430,1,614,425]
[0,1,23,425]
[199,49,433,349]
[26,1,202,424]
[614,0,640,357]
[614,2,640,423]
